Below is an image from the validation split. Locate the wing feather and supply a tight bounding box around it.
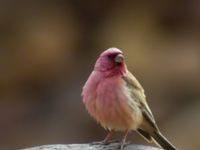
[122,71,158,131]
[122,71,176,149]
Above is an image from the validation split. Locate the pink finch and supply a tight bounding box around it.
[82,48,177,150]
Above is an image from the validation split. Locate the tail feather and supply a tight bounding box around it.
[137,128,152,142]
[152,131,177,150]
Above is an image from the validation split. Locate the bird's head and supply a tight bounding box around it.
[94,48,127,74]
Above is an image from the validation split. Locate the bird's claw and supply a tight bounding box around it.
[119,141,131,150]
[90,141,109,145]
[90,140,120,146]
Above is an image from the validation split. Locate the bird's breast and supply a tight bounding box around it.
[84,75,142,131]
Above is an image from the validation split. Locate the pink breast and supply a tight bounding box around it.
[84,74,136,131]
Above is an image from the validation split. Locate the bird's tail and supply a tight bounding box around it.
[152,131,177,150]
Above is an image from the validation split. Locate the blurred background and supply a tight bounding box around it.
[0,0,200,149]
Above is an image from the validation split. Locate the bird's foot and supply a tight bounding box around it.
[90,140,109,145]
[119,141,131,150]
[90,140,119,145]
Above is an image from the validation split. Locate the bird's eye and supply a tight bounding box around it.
[107,54,114,60]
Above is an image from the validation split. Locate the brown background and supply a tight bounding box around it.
[0,0,200,150]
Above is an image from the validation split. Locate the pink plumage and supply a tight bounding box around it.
[82,48,142,131]
[81,48,177,150]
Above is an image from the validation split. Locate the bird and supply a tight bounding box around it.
[82,48,177,150]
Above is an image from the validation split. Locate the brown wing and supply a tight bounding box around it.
[122,71,159,132]
[123,71,176,149]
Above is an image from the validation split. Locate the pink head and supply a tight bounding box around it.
[94,48,127,75]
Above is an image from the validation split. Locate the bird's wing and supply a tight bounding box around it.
[122,71,158,131]
[122,71,176,149]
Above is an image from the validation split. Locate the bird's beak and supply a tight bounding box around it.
[115,54,124,63]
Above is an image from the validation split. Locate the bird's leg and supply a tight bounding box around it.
[91,131,114,145]
[120,130,129,150]
[102,131,113,143]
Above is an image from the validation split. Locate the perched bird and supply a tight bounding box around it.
[82,48,177,150]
